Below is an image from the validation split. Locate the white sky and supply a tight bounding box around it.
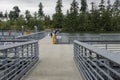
[0,0,115,16]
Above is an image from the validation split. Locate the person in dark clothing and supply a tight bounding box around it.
[50,32,53,38]
[54,29,59,35]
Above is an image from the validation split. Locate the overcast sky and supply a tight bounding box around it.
[0,0,115,16]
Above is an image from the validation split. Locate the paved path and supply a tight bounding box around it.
[23,36,81,80]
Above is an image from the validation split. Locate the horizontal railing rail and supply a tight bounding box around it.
[16,31,46,40]
[0,39,29,42]
[74,40,120,80]
[0,40,39,80]
[56,34,120,44]
[0,35,15,40]
[80,40,120,53]
[80,40,120,44]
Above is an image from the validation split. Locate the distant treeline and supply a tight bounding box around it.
[0,0,120,32]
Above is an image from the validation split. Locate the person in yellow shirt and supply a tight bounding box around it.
[52,33,56,44]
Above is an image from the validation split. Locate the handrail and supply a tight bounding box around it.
[0,39,29,42]
[0,31,46,79]
[0,40,38,50]
[74,40,120,65]
[74,40,120,80]
[16,31,46,39]
[0,40,39,80]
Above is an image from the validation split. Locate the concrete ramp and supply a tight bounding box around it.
[23,36,81,80]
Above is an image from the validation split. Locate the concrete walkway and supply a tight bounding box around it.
[23,36,81,80]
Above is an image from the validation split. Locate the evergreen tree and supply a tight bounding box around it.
[80,0,87,13]
[38,2,44,18]
[66,10,70,15]
[113,0,120,11]
[90,10,101,32]
[99,0,105,13]
[70,0,79,14]
[98,0,106,31]
[38,2,44,30]
[34,12,38,20]
[16,15,25,30]
[63,0,79,32]
[4,11,8,19]
[9,11,15,21]
[0,12,3,18]
[25,10,31,21]
[33,12,38,28]
[44,15,51,28]
[56,0,62,13]
[107,0,112,11]
[13,6,20,20]
[53,0,63,29]
[91,2,95,13]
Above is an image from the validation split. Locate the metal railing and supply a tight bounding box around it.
[0,40,39,80]
[56,34,120,44]
[16,31,46,40]
[0,31,46,80]
[0,39,30,46]
[0,35,15,40]
[74,40,120,80]
[80,40,120,53]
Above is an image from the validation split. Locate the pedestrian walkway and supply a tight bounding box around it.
[23,36,81,80]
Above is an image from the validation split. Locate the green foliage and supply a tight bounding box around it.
[52,13,63,28]
[52,0,63,29]
[70,0,79,14]
[1,0,120,33]
[63,0,120,33]
[0,12,3,18]
[44,15,51,28]
[56,0,62,13]
[80,0,87,13]
[25,10,31,21]
[38,2,44,17]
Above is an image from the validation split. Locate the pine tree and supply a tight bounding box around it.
[34,12,37,20]
[107,0,112,11]
[113,0,120,11]
[25,10,31,21]
[70,0,79,14]
[63,0,79,32]
[4,11,8,18]
[91,2,95,13]
[56,0,62,13]
[9,11,15,21]
[44,15,51,28]
[53,0,63,29]
[99,0,105,13]
[0,12,3,18]
[80,0,87,13]
[38,2,44,18]
[13,6,20,20]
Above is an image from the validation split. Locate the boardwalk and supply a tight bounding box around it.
[23,36,81,80]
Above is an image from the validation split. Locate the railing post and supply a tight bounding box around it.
[31,44,33,58]
[105,43,108,50]
[36,42,39,59]
[106,60,110,80]
[27,44,29,59]
[3,50,7,80]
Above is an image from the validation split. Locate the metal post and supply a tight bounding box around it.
[105,44,108,50]
[27,44,29,58]
[21,26,24,35]
[3,50,7,80]
[34,26,37,33]
[2,29,4,36]
[22,46,24,58]
[31,44,33,58]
